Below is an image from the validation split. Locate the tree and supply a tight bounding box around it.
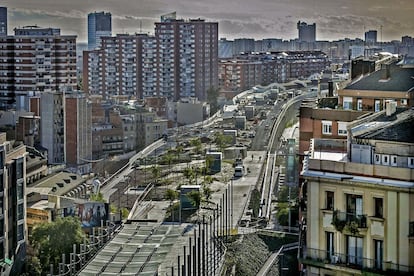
[207,86,220,114]
[190,138,202,155]
[150,165,161,185]
[203,185,213,203]
[165,189,179,222]
[162,152,174,174]
[176,145,184,161]
[186,190,201,209]
[183,167,196,184]
[89,192,105,202]
[204,154,214,176]
[30,217,85,274]
[214,132,233,152]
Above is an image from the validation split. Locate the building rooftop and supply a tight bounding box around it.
[344,63,414,92]
[80,222,185,275]
[27,172,87,196]
[351,108,414,143]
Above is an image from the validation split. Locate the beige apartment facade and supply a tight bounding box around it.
[300,109,414,275]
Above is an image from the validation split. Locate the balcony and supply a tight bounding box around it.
[332,210,367,234]
[301,247,414,275]
[410,222,414,237]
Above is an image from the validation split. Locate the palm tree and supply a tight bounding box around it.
[183,167,195,184]
[163,151,174,174]
[165,189,179,222]
[203,185,213,204]
[176,145,184,162]
[190,138,202,155]
[214,132,232,152]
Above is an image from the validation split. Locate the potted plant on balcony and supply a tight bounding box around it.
[345,220,359,235]
[332,209,346,232]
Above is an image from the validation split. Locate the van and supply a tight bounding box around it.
[234,166,244,178]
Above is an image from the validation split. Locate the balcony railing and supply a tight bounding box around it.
[301,247,414,275]
[332,210,367,233]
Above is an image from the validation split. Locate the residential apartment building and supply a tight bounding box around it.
[219,60,262,93]
[155,16,218,101]
[30,91,92,174]
[83,34,157,99]
[0,26,77,110]
[338,59,414,112]
[64,92,92,174]
[218,51,329,93]
[87,11,111,50]
[0,133,27,275]
[299,108,414,275]
[38,92,65,164]
[299,97,366,155]
[84,15,218,102]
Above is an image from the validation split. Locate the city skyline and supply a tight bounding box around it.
[3,0,414,42]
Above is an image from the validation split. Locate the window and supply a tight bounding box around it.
[374,154,381,165]
[322,120,332,135]
[347,194,363,216]
[374,100,381,112]
[381,155,389,166]
[326,232,335,261]
[17,179,24,200]
[391,155,397,167]
[374,240,383,269]
[374,198,383,218]
[337,122,348,136]
[17,224,24,241]
[16,158,23,179]
[408,157,414,169]
[347,236,363,266]
[326,191,334,210]
[357,99,363,111]
[343,97,353,110]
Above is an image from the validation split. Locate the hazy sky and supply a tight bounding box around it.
[4,0,414,42]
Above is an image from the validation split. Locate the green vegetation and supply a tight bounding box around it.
[89,192,105,202]
[248,189,261,218]
[30,217,86,275]
[224,233,298,276]
[213,132,233,152]
[207,86,220,114]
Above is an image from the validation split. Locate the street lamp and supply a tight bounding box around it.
[124,175,130,208]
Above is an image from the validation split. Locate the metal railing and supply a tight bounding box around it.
[409,221,414,237]
[333,211,367,228]
[302,247,414,274]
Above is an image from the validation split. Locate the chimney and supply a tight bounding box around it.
[328,81,333,97]
[385,100,397,116]
[380,63,390,81]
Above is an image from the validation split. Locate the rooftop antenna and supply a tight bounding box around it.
[380,25,383,43]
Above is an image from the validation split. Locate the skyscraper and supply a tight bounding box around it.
[297,21,316,42]
[0,7,7,36]
[365,30,378,44]
[88,11,111,50]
